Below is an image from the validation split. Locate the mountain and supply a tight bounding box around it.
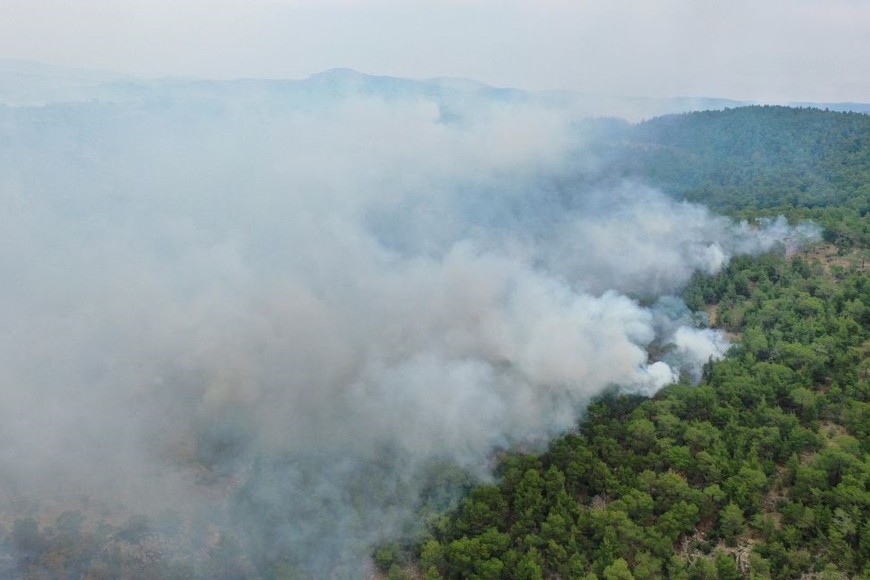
[0,61,749,121]
[6,60,870,122]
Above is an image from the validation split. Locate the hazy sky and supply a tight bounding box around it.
[1,0,868,102]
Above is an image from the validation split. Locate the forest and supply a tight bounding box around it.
[373,107,870,579]
[4,105,870,579]
[387,242,870,579]
[588,106,870,248]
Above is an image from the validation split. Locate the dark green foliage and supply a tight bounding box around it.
[611,106,870,214]
[374,542,404,572]
[409,241,870,578]
[583,106,870,255]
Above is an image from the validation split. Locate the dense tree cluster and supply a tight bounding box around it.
[614,106,870,213]
[572,107,870,252]
[389,239,870,579]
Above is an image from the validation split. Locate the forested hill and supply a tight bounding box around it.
[401,250,870,579]
[590,106,870,216]
[378,107,870,579]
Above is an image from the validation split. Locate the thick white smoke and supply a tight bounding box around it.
[0,82,815,573]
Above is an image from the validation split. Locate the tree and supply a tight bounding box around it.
[719,503,744,546]
[714,550,741,580]
[602,558,634,580]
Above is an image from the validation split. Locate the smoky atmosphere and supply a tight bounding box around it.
[1,2,868,579]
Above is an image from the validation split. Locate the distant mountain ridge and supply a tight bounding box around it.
[1,60,868,121]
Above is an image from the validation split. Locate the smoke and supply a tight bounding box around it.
[0,84,815,574]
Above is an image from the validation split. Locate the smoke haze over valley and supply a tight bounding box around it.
[0,64,826,575]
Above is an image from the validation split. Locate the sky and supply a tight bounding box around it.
[0,0,870,102]
[1,1,869,105]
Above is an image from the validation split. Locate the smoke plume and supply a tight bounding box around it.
[0,78,814,575]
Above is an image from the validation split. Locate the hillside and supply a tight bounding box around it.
[573,106,870,253]
[395,230,870,580]
[597,106,870,215]
[380,107,870,579]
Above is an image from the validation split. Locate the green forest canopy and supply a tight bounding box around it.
[586,106,870,249]
[377,107,870,579]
